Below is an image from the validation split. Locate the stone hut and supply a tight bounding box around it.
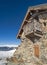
[14,4,47,65]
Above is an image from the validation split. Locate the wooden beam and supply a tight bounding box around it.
[34,33,43,37]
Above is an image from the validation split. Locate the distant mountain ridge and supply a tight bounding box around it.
[0,45,18,51]
[0,47,16,51]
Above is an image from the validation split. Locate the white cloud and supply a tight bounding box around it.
[0,44,18,47]
[0,49,16,58]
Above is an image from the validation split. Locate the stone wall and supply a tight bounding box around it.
[13,8,47,65]
[13,34,47,65]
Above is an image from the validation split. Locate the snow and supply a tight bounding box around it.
[0,45,18,65]
[0,49,16,65]
[0,44,18,59]
[0,60,7,65]
[0,49,16,59]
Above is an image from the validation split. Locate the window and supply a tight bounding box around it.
[34,45,39,58]
[43,22,46,26]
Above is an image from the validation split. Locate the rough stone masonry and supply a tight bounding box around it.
[14,4,47,65]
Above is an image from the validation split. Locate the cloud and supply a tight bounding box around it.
[0,44,18,47]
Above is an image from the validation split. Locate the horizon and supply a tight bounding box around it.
[0,0,47,45]
[0,44,18,47]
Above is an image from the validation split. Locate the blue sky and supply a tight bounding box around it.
[0,0,47,45]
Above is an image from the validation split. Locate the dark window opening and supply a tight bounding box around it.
[43,22,46,26]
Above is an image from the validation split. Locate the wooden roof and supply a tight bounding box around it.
[17,4,47,39]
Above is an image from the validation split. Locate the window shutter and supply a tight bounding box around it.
[34,45,39,57]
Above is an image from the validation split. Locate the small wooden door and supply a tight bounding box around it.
[34,45,39,57]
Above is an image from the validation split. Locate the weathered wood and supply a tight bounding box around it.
[34,45,39,57]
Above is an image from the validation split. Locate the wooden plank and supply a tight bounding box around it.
[34,45,39,57]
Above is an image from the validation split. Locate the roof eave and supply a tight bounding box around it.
[17,4,47,39]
